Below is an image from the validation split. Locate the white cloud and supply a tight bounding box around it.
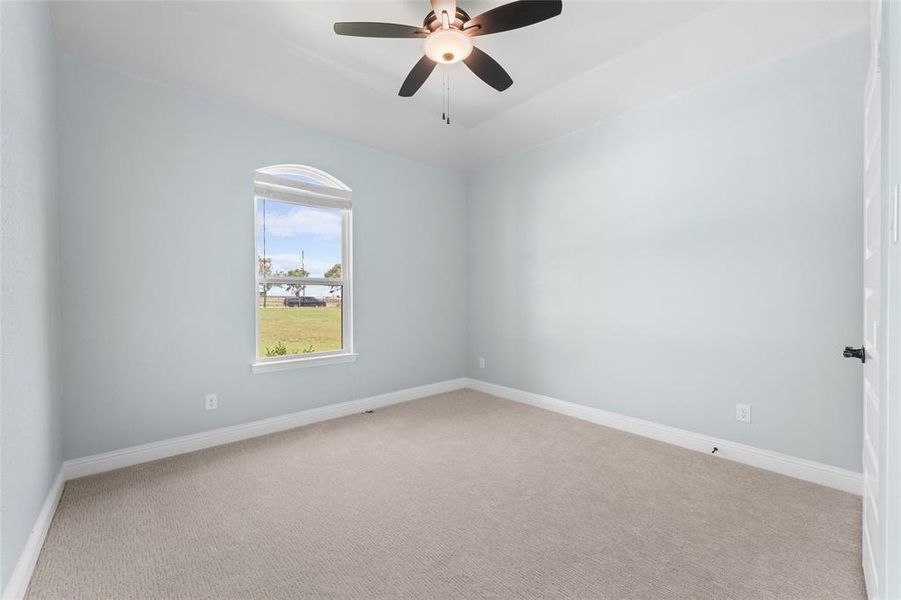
[264,206,340,239]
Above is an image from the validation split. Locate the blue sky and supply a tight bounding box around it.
[257,198,341,290]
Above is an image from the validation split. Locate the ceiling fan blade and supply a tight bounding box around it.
[430,0,457,23]
[463,0,562,37]
[399,56,437,97]
[333,22,429,38]
[463,47,513,92]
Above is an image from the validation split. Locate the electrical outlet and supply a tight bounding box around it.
[735,403,751,423]
[205,393,218,411]
[479,357,486,369]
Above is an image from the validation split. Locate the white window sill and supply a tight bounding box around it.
[251,352,357,374]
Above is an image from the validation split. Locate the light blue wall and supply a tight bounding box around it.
[0,1,62,590]
[57,55,467,460]
[55,30,868,473]
[467,32,868,471]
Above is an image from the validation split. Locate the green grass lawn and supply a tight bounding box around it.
[258,306,342,356]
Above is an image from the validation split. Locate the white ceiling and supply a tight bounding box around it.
[51,0,867,171]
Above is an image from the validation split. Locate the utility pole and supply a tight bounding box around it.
[261,199,268,307]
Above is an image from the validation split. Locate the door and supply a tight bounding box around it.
[861,1,883,596]
[880,2,901,598]
[860,2,901,597]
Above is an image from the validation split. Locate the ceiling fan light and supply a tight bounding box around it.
[423,29,473,64]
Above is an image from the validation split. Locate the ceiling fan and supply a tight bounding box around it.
[333,0,563,98]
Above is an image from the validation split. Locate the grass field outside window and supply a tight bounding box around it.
[257,305,342,357]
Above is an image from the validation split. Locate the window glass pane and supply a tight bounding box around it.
[256,198,342,279]
[258,284,342,358]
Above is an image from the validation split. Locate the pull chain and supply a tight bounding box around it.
[442,68,447,122]
[439,67,451,125]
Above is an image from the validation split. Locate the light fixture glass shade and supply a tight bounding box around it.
[423,29,473,64]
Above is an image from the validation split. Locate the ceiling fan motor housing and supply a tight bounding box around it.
[423,8,471,32]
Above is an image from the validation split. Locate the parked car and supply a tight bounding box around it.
[284,296,326,307]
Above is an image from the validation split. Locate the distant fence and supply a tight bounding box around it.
[258,294,341,308]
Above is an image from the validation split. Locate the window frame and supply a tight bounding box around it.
[251,165,355,374]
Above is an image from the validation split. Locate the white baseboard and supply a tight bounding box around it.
[465,378,863,495]
[63,378,468,480]
[2,469,64,600]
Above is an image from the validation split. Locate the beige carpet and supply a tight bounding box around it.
[27,390,864,599]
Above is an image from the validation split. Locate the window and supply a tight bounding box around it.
[252,165,353,373]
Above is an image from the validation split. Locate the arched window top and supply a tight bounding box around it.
[256,164,351,192]
[254,164,352,209]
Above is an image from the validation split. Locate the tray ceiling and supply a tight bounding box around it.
[51,1,868,171]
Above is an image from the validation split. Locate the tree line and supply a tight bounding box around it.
[258,256,341,307]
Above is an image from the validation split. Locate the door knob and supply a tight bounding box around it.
[843,346,866,363]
